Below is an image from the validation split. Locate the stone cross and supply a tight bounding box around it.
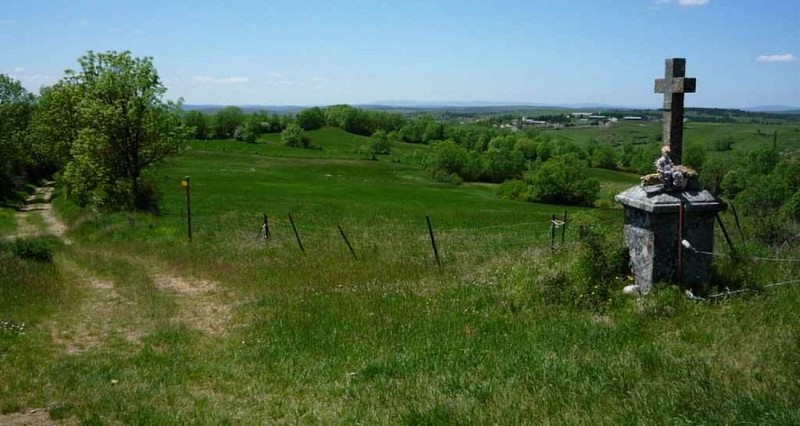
[655,58,696,165]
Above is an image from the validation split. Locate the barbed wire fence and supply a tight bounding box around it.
[168,207,574,266]
[123,186,800,302]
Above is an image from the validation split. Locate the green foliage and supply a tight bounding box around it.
[281,123,309,148]
[5,237,55,262]
[369,130,391,155]
[0,74,36,199]
[682,142,707,171]
[571,213,629,309]
[427,140,468,178]
[496,179,530,201]
[59,51,190,208]
[213,106,245,139]
[784,191,800,223]
[183,110,210,140]
[711,137,734,151]
[589,143,618,170]
[528,155,600,206]
[483,149,525,183]
[514,137,537,160]
[27,82,80,176]
[297,107,325,131]
[699,155,731,195]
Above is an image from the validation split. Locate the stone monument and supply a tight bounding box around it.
[615,58,726,294]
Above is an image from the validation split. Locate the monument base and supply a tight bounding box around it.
[615,185,726,294]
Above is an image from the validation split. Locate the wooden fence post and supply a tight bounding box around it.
[426,214,440,267]
[338,225,357,260]
[288,213,304,253]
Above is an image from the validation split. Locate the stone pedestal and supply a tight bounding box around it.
[615,186,726,294]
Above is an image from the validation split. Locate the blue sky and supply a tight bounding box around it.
[1,0,798,108]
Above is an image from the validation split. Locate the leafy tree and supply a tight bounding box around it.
[488,135,516,152]
[281,123,308,148]
[183,110,210,140]
[515,137,538,160]
[699,155,731,195]
[213,106,245,138]
[682,142,707,171]
[398,122,425,144]
[369,130,391,155]
[590,144,618,170]
[60,51,190,207]
[27,82,80,177]
[422,121,444,143]
[484,149,526,183]
[528,155,599,206]
[297,107,325,130]
[0,74,36,197]
[428,140,468,177]
[463,151,485,182]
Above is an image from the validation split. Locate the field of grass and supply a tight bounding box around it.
[548,121,800,156]
[2,126,800,423]
[208,126,432,163]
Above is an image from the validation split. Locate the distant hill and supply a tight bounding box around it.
[743,105,800,114]
[182,103,800,117]
[183,104,307,115]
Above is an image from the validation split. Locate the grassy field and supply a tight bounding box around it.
[547,121,800,156]
[2,126,800,424]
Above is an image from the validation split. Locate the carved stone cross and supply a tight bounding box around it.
[655,58,696,165]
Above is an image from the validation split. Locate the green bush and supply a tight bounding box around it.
[430,169,463,185]
[369,131,391,155]
[8,237,55,262]
[496,180,530,201]
[535,213,629,311]
[570,213,629,310]
[528,155,599,206]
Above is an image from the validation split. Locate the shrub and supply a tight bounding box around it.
[528,155,599,206]
[431,169,463,185]
[369,131,391,155]
[496,180,530,201]
[427,140,468,177]
[570,213,629,310]
[281,124,309,148]
[9,237,54,262]
[484,149,526,183]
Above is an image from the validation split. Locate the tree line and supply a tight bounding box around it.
[1,51,189,210]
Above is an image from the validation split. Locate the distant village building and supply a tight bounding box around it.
[521,116,547,126]
[570,112,593,118]
[623,116,643,121]
[588,115,607,121]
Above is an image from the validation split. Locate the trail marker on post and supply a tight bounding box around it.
[182,176,192,242]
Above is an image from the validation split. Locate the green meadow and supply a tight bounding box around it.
[2,125,800,424]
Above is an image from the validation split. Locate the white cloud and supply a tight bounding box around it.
[756,53,798,63]
[0,19,17,25]
[78,19,89,26]
[13,67,25,72]
[192,76,251,84]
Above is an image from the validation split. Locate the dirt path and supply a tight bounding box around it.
[144,262,233,335]
[11,184,232,341]
[13,182,71,244]
[3,185,237,423]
